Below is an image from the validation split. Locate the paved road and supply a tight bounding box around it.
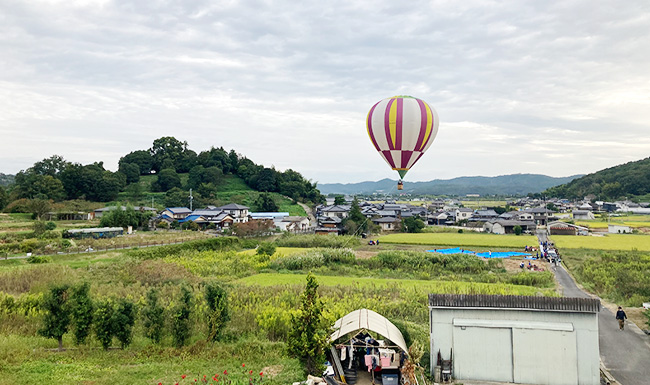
[538,230,650,385]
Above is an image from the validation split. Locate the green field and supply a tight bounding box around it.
[552,234,650,251]
[460,200,508,208]
[379,232,536,248]
[237,273,554,296]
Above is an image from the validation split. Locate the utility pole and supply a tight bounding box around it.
[189,189,193,211]
[151,196,154,209]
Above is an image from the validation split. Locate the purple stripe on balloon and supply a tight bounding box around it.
[382,150,396,168]
[366,101,381,151]
[395,98,403,150]
[410,152,425,168]
[401,150,413,169]
[414,99,427,151]
[384,98,395,150]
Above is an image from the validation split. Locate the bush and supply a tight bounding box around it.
[45,222,56,231]
[142,288,165,344]
[172,286,193,348]
[271,251,325,270]
[94,300,115,350]
[276,234,359,248]
[38,285,70,351]
[256,242,276,257]
[69,282,93,345]
[27,255,53,264]
[113,298,136,349]
[156,221,169,229]
[128,237,240,260]
[204,282,230,341]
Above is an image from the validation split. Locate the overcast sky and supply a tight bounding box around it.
[2,0,650,184]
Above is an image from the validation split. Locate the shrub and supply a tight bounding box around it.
[276,234,359,248]
[94,300,115,350]
[113,298,136,349]
[156,221,169,229]
[256,242,276,257]
[128,237,240,260]
[204,282,230,341]
[27,255,53,264]
[271,251,324,271]
[172,286,193,348]
[69,282,93,345]
[45,222,56,231]
[142,288,165,344]
[38,285,70,351]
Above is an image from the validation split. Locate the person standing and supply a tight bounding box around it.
[616,306,627,330]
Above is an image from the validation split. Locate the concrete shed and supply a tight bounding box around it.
[429,294,600,385]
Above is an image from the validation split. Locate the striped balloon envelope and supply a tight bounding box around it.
[366,95,439,180]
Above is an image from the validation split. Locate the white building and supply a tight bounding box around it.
[608,224,632,234]
[572,210,595,220]
[455,208,474,222]
[216,204,249,223]
[429,294,600,385]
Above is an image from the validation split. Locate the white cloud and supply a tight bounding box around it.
[1,0,649,183]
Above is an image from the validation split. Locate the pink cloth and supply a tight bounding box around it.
[364,355,372,367]
[380,357,391,367]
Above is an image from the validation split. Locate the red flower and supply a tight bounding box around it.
[159,383,162,385]
[223,370,228,375]
[242,363,245,367]
[259,372,264,376]
[182,375,187,379]
[175,383,179,385]
[249,370,253,374]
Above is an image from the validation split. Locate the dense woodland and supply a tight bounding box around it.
[544,156,650,200]
[0,137,324,212]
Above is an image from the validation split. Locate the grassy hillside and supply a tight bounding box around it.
[544,156,650,200]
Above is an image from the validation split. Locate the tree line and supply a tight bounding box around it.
[0,136,324,210]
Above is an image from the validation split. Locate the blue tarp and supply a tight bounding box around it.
[427,248,532,259]
[426,247,475,254]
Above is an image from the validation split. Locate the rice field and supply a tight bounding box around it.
[379,232,536,248]
[236,273,555,296]
[552,234,650,251]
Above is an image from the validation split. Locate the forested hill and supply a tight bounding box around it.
[543,156,650,200]
[319,174,581,196]
[1,137,324,206]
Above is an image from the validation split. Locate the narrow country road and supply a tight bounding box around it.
[537,230,650,385]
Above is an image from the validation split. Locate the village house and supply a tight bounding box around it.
[483,219,537,234]
[371,216,401,231]
[215,203,249,223]
[455,207,474,222]
[160,207,192,220]
[572,210,595,220]
[608,224,632,234]
[274,216,310,232]
[547,221,589,236]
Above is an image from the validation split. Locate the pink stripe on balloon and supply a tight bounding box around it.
[401,150,413,169]
[366,101,381,151]
[395,98,403,150]
[414,99,427,151]
[384,98,395,150]
[382,150,396,168]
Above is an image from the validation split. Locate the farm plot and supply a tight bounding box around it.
[552,234,650,251]
[379,232,535,248]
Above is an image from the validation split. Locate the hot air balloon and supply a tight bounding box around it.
[366,95,439,190]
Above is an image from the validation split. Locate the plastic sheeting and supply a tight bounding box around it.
[329,309,409,354]
[427,248,532,259]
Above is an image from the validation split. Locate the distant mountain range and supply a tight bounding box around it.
[318,174,582,196]
[0,173,14,187]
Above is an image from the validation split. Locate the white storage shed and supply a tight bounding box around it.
[429,294,600,385]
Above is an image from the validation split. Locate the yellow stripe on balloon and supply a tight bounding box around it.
[421,102,433,151]
[389,100,398,148]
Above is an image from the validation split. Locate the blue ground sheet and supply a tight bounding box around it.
[427,248,532,259]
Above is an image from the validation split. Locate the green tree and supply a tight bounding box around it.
[257,241,276,257]
[164,187,189,208]
[31,155,69,177]
[13,173,65,201]
[119,150,154,175]
[149,136,188,172]
[119,162,140,184]
[333,196,346,205]
[204,283,230,341]
[0,186,9,211]
[29,199,51,221]
[124,183,144,202]
[69,282,93,345]
[33,221,47,237]
[113,299,136,349]
[94,300,115,350]
[345,198,367,234]
[254,193,279,212]
[142,288,165,344]
[153,168,182,192]
[172,286,193,348]
[401,216,425,233]
[288,273,327,375]
[514,225,523,235]
[38,285,70,351]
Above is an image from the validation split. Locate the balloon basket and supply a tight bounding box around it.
[397,181,404,190]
